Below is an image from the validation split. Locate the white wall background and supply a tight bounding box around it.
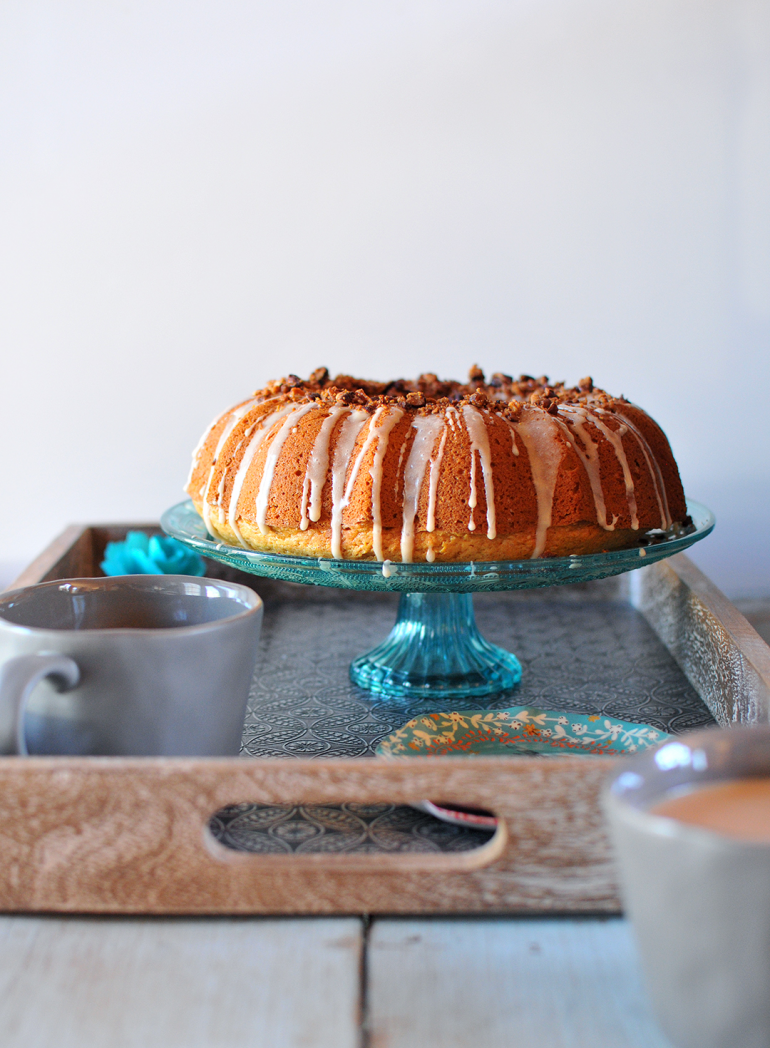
[1,0,768,596]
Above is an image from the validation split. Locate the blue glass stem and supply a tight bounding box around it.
[349,592,523,700]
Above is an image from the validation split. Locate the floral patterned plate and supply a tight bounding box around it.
[376,706,670,829]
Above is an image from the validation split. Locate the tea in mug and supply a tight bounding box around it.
[651,778,770,844]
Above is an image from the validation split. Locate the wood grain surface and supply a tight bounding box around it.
[0,915,362,1048]
[0,756,619,914]
[367,917,673,1048]
[6,525,93,591]
[631,554,770,725]
[5,523,160,591]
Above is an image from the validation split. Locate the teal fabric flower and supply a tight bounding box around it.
[101,531,206,577]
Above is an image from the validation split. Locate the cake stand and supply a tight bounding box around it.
[162,499,714,701]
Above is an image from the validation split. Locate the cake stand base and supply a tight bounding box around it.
[349,592,523,700]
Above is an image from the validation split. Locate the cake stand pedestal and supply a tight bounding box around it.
[349,592,523,698]
[162,499,714,702]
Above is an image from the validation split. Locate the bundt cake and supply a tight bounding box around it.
[186,367,688,563]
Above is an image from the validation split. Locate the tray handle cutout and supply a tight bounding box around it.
[202,802,508,872]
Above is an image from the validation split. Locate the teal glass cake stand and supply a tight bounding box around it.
[162,499,714,701]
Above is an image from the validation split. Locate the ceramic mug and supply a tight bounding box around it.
[0,575,263,757]
[603,725,770,1048]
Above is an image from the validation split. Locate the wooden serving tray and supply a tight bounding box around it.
[2,524,769,915]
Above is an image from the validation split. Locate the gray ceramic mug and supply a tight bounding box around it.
[0,575,263,757]
[603,725,770,1048]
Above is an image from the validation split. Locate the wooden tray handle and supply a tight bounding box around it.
[0,756,618,914]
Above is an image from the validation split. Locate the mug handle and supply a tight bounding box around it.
[0,654,80,756]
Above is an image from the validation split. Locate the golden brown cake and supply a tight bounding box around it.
[186,367,688,562]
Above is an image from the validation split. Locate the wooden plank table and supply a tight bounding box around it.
[367,917,672,1048]
[0,916,363,1048]
[0,914,675,1047]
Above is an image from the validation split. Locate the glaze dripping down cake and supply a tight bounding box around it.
[186,367,688,562]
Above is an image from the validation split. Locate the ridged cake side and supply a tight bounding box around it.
[186,368,687,562]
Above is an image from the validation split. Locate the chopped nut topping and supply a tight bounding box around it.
[489,372,512,387]
[255,368,615,416]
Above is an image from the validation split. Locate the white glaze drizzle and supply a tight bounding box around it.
[467,439,477,531]
[513,410,564,558]
[578,408,639,530]
[509,425,520,456]
[199,398,259,534]
[612,408,672,529]
[299,405,347,531]
[395,439,408,499]
[225,402,299,545]
[219,404,294,507]
[462,405,497,540]
[426,424,448,533]
[368,407,405,561]
[331,407,385,559]
[254,402,319,533]
[553,409,614,531]
[400,414,444,563]
[200,486,220,536]
[329,409,369,559]
[187,414,223,492]
[188,397,258,492]
[426,546,436,562]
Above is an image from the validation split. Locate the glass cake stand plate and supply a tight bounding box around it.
[162,498,714,701]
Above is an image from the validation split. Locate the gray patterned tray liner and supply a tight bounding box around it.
[209,574,714,854]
